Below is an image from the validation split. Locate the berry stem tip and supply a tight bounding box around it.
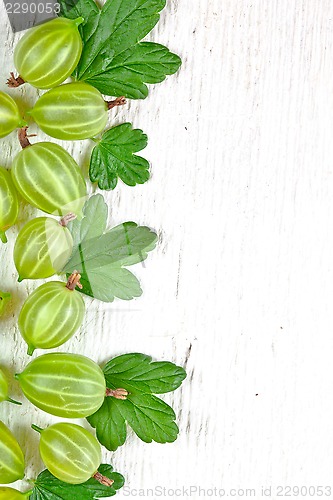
[27,345,35,356]
[7,397,22,405]
[0,231,7,243]
[74,16,85,27]
[31,424,43,434]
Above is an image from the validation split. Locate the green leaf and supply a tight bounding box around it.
[83,42,182,100]
[88,393,180,452]
[79,265,143,302]
[87,353,187,451]
[59,0,181,99]
[59,0,99,45]
[104,353,187,394]
[63,195,157,302]
[90,124,149,190]
[68,194,107,249]
[30,464,125,499]
[88,398,127,452]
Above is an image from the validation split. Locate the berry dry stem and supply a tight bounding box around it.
[106,388,129,400]
[105,96,126,110]
[18,127,37,149]
[66,272,83,290]
[7,72,25,88]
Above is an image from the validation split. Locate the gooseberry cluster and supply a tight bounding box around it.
[0,15,149,496]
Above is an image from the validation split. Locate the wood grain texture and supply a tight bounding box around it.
[1,0,333,497]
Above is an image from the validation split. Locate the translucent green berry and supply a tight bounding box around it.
[16,353,106,418]
[13,17,84,89]
[11,141,87,217]
[19,274,85,355]
[0,290,11,315]
[27,82,109,140]
[0,368,21,405]
[0,421,25,484]
[0,167,19,243]
[0,91,26,138]
[0,487,32,499]
[14,217,73,281]
[33,423,102,484]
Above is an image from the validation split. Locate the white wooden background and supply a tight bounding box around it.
[2,0,333,498]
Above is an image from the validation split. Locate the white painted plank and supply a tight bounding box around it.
[1,0,333,497]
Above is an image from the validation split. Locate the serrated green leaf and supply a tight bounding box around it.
[104,353,187,394]
[83,43,182,100]
[68,194,107,250]
[64,222,157,272]
[90,124,150,190]
[64,223,156,272]
[87,353,186,451]
[63,195,157,302]
[30,464,124,499]
[88,398,127,452]
[59,0,99,45]
[78,265,143,302]
[59,0,181,98]
[88,394,179,452]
